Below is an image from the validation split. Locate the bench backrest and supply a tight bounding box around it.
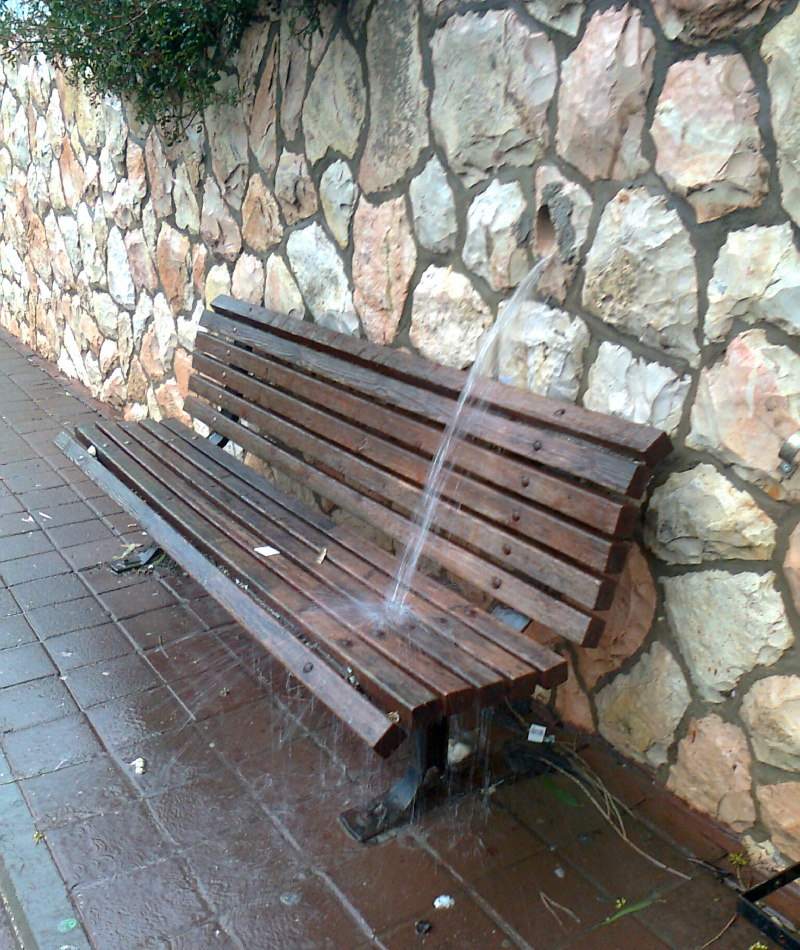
[187,297,672,648]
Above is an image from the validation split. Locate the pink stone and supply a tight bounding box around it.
[125,230,158,295]
[155,379,191,425]
[79,313,103,356]
[652,55,767,223]
[757,783,800,861]
[126,141,146,195]
[242,174,283,254]
[275,151,318,227]
[554,653,594,732]
[667,715,755,832]
[231,254,266,306]
[156,224,191,315]
[172,347,193,399]
[127,356,148,403]
[200,179,242,262]
[139,326,165,381]
[688,330,800,502]
[653,0,784,45]
[192,245,207,295]
[576,547,656,691]
[352,196,416,346]
[786,523,800,615]
[59,136,84,210]
[556,6,655,182]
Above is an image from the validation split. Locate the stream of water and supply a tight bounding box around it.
[380,255,553,626]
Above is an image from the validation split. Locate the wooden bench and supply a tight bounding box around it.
[56,296,672,840]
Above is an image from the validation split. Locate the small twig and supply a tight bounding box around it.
[539,890,580,930]
[696,912,737,950]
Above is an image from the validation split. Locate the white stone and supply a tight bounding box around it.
[92,292,119,338]
[663,570,794,702]
[495,301,589,402]
[463,181,531,292]
[763,7,800,228]
[706,224,800,342]
[742,676,800,772]
[596,643,690,766]
[205,264,232,308]
[410,267,494,369]
[431,11,556,187]
[173,165,200,234]
[200,179,242,262]
[583,343,690,435]
[275,150,318,226]
[264,255,305,319]
[303,34,366,165]
[132,292,153,348]
[286,223,359,335]
[582,189,699,365]
[646,464,776,564]
[320,161,358,248]
[231,254,266,306]
[106,226,135,309]
[409,157,457,255]
[205,74,249,209]
[527,0,584,35]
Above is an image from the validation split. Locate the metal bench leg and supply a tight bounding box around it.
[340,719,449,843]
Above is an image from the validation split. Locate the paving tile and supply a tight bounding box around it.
[26,597,111,638]
[47,519,116,549]
[160,571,208,602]
[0,530,54,563]
[329,836,462,935]
[87,493,125,518]
[80,564,151,596]
[236,734,350,809]
[416,798,548,885]
[0,495,23,515]
[19,755,137,829]
[73,857,212,948]
[473,847,612,947]
[99,580,176,620]
[65,651,160,707]
[46,623,132,673]
[0,589,19,617]
[189,596,235,630]
[156,920,244,950]
[3,712,105,778]
[0,511,43,539]
[63,535,136,571]
[18,484,80,510]
[121,605,206,650]
[146,631,235,686]
[168,662,266,722]
[379,895,515,949]
[225,872,368,950]
[85,685,191,749]
[0,613,37,650]
[0,675,78,732]
[0,549,70,585]
[635,873,760,950]
[269,783,391,870]
[116,724,226,795]
[8,572,88,611]
[183,820,301,910]
[494,772,609,847]
[0,641,56,688]
[47,801,174,888]
[34,500,101,529]
[559,916,675,949]
[200,701,308,765]
[0,462,63,492]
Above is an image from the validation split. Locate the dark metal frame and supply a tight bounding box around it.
[738,861,800,950]
[340,720,450,843]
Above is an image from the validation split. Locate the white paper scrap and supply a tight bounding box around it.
[254,545,280,557]
[527,723,547,743]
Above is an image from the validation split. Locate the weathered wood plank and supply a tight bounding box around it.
[56,431,406,757]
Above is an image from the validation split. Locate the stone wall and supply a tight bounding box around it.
[1,0,800,867]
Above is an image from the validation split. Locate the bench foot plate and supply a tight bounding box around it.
[340,720,449,843]
[109,542,162,574]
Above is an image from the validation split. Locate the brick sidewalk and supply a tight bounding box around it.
[0,328,781,950]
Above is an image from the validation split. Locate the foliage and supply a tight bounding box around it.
[0,0,330,131]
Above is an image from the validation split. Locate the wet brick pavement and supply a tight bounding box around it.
[0,326,789,950]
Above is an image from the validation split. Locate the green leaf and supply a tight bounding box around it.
[600,898,658,926]
[539,776,580,807]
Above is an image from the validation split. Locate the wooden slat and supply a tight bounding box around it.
[190,361,614,611]
[123,420,511,711]
[199,309,651,498]
[186,396,604,646]
[55,432,405,758]
[144,419,555,694]
[79,421,440,728]
[209,297,673,464]
[160,419,570,684]
[194,334,629,570]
